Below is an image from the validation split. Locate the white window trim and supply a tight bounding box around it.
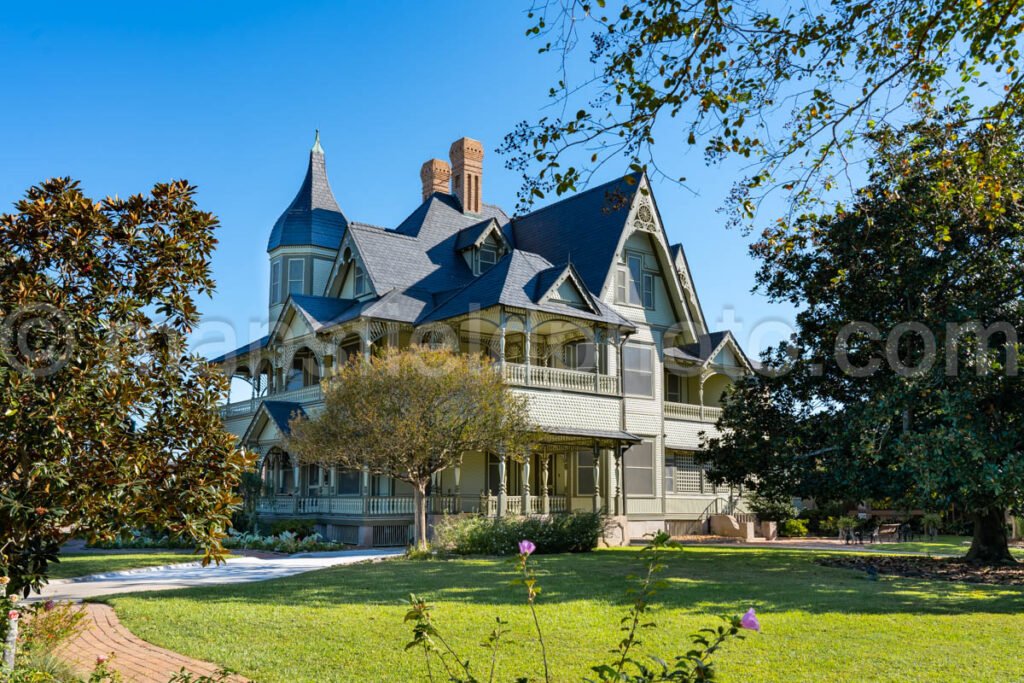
[287,258,305,295]
[270,260,281,304]
[622,343,654,397]
[616,250,658,310]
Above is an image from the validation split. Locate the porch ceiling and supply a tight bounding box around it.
[535,426,642,447]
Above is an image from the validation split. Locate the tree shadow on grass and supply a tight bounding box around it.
[106,547,1024,617]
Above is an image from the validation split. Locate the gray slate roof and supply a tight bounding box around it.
[208,335,269,365]
[511,173,642,294]
[664,331,732,363]
[267,139,348,251]
[261,401,306,436]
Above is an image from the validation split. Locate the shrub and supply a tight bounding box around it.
[220,529,346,554]
[434,513,605,555]
[267,519,316,538]
[18,600,85,657]
[779,518,808,537]
[746,491,797,523]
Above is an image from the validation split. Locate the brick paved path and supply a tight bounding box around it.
[59,603,249,682]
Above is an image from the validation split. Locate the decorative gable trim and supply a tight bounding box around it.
[326,231,377,300]
[599,175,699,341]
[455,218,509,252]
[538,263,600,314]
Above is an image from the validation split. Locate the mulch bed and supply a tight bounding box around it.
[818,555,1024,585]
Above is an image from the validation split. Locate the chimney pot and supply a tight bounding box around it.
[420,159,452,202]
[449,137,484,214]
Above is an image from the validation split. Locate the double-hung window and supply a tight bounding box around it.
[616,252,655,309]
[624,442,654,495]
[287,258,305,295]
[576,450,596,495]
[270,260,281,304]
[353,263,368,296]
[623,344,654,397]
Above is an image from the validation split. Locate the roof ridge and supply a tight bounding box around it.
[512,171,642,222]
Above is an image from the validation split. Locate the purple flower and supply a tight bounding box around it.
[740,608,760,632]
[43,600,56,612]
[518,539,536,556]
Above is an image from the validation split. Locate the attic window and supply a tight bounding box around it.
[353,263,369,296]
[616,251,655,309]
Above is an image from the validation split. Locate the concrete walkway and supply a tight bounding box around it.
[44,548,402,682]
[38,548,402,602]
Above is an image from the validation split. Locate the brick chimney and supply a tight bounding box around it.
[449,137,483,214]
[420,158,451,202]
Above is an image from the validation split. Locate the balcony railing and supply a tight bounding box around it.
[503,363,620,396]
[258,494,569,518]
[220,384,324,420]
[664,402,722,423]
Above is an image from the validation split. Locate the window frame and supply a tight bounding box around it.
[624,441,655,496]
[287,257,305,295]
[475,244,499,274]
[622,343,654,397]
[576,450,596,496]
[270,260,282,304]
[615,250,659,310]
[353,263,368,296]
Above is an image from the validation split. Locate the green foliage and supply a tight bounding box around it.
[17,601,85,657]
[266,519,316,538]
[221,530,345,554]
[779,519,809,538]
[703,118,1024,564]
[287,347,535,549]
[0,178,254,596]
[433,513,605,556]
[506,0,1024,231]
[746,491,797,523]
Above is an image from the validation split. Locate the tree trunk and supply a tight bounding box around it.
[412,482,429,551]
[965,508,1016,565]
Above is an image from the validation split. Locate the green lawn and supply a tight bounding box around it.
[105,547,1024,682]
[831,534,1024,558]
[50,552,203,580]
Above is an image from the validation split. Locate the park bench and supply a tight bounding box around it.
[877,523,901,542]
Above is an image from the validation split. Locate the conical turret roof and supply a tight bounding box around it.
[267,131,348,251]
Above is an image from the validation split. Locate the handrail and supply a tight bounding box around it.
[502,363,620,396]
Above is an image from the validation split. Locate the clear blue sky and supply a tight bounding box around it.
[0,0,796,360]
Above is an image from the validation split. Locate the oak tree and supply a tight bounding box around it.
[287,347,534,549]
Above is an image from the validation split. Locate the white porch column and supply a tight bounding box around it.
[524,311,533,384]
[593,441,602,513]
[497,450,507,518]
[454,464,462,508]
[361,320,372,361]
[498,308,507,370]
[564,452,572,501]
[293,465,301,495]
[521,455,531,515]
[329,466,338,495]
[541,454,550,515]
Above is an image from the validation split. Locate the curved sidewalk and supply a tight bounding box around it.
[49,548,402,682]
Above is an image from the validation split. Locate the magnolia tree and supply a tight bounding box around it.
[288,347,534,549]
[0,178,253,596]
[702,118,1024,565]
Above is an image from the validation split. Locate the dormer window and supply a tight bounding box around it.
[475,243,499,275]
[353,263,369,296]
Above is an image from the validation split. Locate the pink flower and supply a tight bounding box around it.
[43,600,56,612]
[518,539,536,556]
[7,610,19,621]
[740,608,760,632]
[96,655,108,665]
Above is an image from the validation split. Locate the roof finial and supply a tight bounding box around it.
[311,129,324,154]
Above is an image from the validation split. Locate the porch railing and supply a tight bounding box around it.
[663,402,722,423]
[503,363,619,396]
[257,493,570,518]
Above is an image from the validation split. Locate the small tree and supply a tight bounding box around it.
[0,178,253,596]
[288,347,534,549]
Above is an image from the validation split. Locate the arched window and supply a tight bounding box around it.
[286,348,320,391]
[255,360,273,396]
